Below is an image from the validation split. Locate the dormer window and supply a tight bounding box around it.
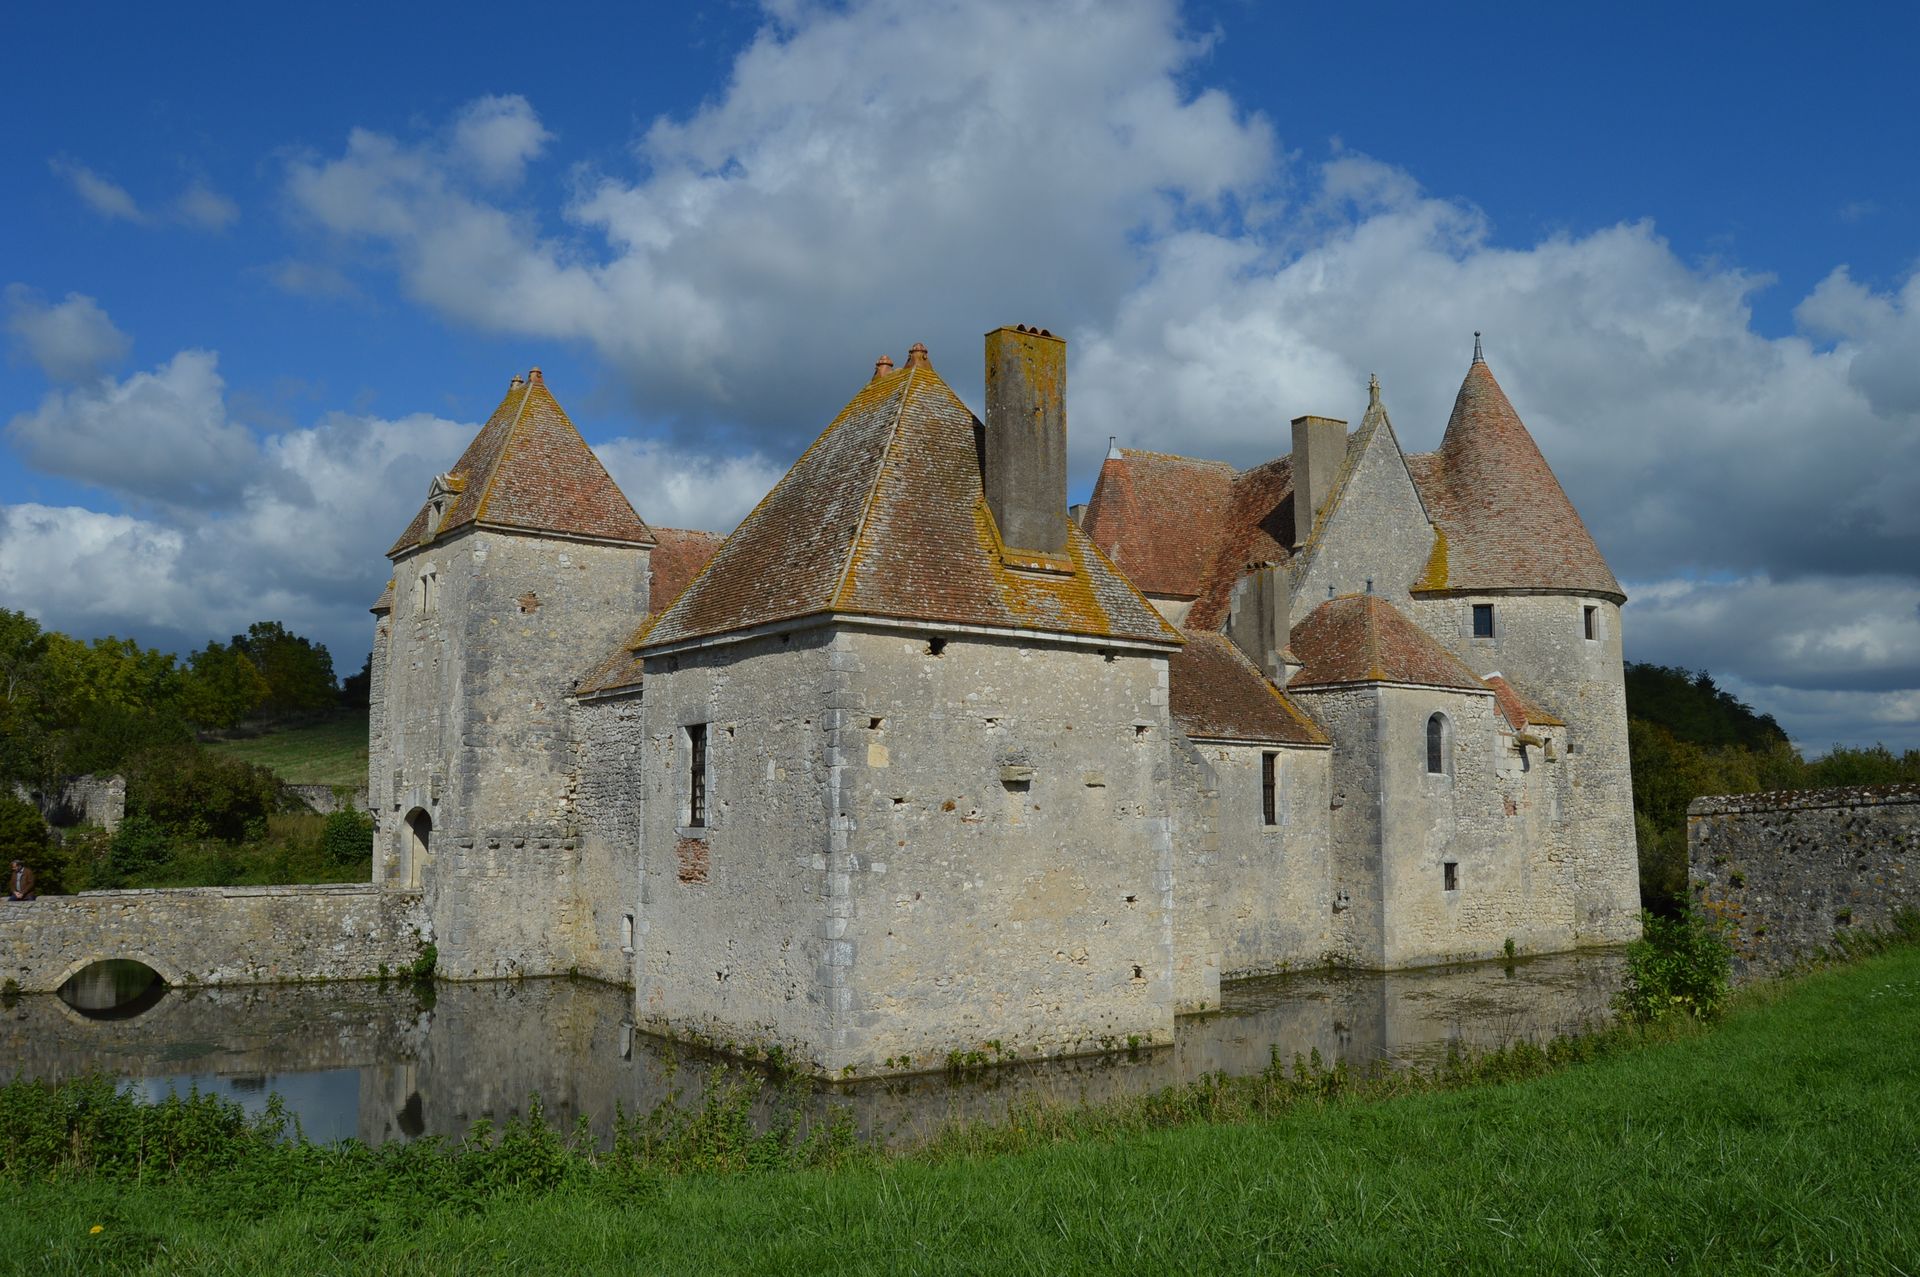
[423,473,465,539]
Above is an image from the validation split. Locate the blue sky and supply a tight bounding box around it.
[3,0,1917,750]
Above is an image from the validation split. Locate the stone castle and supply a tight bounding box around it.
[368,325,1640,1077]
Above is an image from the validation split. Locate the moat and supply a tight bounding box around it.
[6,950,1624,1149]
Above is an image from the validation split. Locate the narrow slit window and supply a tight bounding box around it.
[1261,752,1279,827]
[1472,603,1495,638]
[1444,862,1459,891]
[687,724,708,829]
[1426,713,1448,775]
[1583,606,1598,641]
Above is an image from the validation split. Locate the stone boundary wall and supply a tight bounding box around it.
[1,884,430,993]
[11,774,126,833]
[1689,783,1920,976]
[287,783,372,815]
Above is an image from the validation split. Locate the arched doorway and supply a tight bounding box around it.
[401,808,431,888]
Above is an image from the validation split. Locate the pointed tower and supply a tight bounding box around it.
[372,369,655,978]
[1410,342,1639,945]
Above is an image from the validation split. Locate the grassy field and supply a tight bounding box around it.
[5,944,1917,1274]
[203,709,369,788]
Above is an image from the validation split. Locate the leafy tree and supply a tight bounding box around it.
[179,639,270,729]
[338,654,372,710]
[321,809,374,868]
[233,622,337,717]
[0,795,56,894]
[125,745,282,843]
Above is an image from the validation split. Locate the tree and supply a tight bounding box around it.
[179,640,270,729]
[0,795,59,895]
[338,653,372,710]
[233,622,337,717]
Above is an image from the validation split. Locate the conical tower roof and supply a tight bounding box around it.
[637,354,1177,651]
[1415,352,1622,600]
[387,370,653,557]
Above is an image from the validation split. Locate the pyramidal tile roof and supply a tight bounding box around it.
[1183,454,1299,631]
[1080,449,1237,598]
[1287,594,1488,691]
[1168,629,1328,746]
[638,359,1178,651]
[387,371,653,557]
[1411,356,1622,600]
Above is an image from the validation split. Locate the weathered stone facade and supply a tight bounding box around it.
[1,884,428,993]
[362,330,1639,1077]
[1689,784,1920,975]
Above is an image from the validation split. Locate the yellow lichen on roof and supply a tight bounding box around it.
[1415,526,1450,591]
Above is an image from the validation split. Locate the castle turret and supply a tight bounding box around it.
[373,369,655,977]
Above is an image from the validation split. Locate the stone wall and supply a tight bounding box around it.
[0,884,430,993]
[1689,784,1920,975]
[288,784,371,815]
[13,774,126,833]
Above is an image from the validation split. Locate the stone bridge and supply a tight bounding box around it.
[0,883,430,994]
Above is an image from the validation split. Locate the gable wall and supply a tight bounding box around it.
[1286,424,1435,629]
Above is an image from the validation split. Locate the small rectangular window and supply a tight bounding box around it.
[687,724,708,828]
[621,913,635,951]
[1583,606,1598,640]
[1444,862,1459,892]
[1261,752,1278,826]
[1472,604,1495,638]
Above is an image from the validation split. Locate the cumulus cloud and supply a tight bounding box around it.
[263,259,361,300]
[594,438,785,533]
[450,94,552,185]
[174,181,240,231]
[4,285,131,382]
[5,349,263,509]
[47,157,239,231]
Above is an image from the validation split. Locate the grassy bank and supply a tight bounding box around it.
[203,710,369,788]
[5,944,1917,1274]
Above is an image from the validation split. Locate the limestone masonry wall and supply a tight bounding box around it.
[1689,784,1919,975]
[0,885,430,993]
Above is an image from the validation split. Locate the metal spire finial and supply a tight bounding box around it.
[1472,332,1484,365]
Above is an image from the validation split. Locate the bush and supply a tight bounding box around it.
[1614,908,1733,1024]
[0,796,59,895]
[107,815,179,884]
[321,809,374,868]
[125,745,283,843]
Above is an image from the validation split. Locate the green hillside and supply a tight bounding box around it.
[204,710,369,788]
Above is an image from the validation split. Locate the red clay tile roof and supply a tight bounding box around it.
[1484,673,1566,730]
[1169,630,1329,746]
[1182,456,1298,631]
[1410,359,1622,600]
[637,361,1178,651]
[575,640,647,699]
[1081,449,1237,598]
[370,580,394,614]
[647,527,726,613]
[387,373,654,557]
[1287,594,1488,691]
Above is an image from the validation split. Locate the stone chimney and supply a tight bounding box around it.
[983,325,1068,556]
[1227,563,1291,681]
[1290,415,1346,549]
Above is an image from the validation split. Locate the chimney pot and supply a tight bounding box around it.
[905,342,930,369]
[528,367,544,385]
[510,375,524,389]
[872,354,895,381]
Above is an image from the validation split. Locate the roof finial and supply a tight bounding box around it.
[1107,435,1121,460]
[510,374,524,389]
[528,367,544,385]
[872,354,895,382]
[1367,373,1380,408]
[905,342,930,369]
[1471,333,1484,366]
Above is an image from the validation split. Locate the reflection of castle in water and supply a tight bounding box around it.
[4,951,1622,1150]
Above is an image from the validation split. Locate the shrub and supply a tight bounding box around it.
[321,809,374,868]
[1614,908,1732,1024]
[0,795,60,895]
[125,745,282,843]
[106,815,178,884]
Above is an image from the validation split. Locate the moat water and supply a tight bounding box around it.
[7,951,1624,1149]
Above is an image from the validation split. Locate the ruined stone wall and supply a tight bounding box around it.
[15,774,127,833]
[1171,738,1332,987]
[288,784,371,815]
[632,630,837,1066]
[834,629,1176,1073]
[1689,784,1920,975]
[1410,593,1639,946]
[0,885,429,993]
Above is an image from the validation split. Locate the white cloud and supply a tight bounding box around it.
[4,285,131,382]
[5,349,262,509]
[263,260,360,300]
[450,94,552,185]
[594,438,784,534]
[50,158,144,222]
[174,181,240,231]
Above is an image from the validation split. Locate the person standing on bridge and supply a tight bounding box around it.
[7,859,33,901]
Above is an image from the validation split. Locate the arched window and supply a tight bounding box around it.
[1426,713,1449,775]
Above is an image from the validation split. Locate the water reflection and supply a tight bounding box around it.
[57,959,168,1021]
[3,949,1623,1150]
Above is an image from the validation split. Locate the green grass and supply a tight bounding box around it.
[203,710,369,788]
[6,946,1918,1274]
